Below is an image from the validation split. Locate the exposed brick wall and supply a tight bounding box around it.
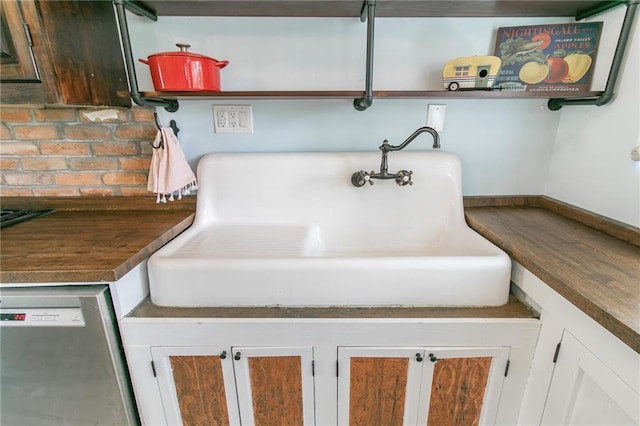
[0,106,157,196]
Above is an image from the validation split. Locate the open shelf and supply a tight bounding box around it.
[141,90,605,100]
[136,1,608,18]
[123,0,633,111]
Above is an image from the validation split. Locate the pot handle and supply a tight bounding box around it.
[138,58,149,65]
[216,60,229,69]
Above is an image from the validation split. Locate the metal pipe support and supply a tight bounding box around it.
[354,0,376,111]
[549,0,638,110]
[113,0,179,112]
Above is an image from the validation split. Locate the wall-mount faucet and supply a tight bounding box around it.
[351,126,440,187]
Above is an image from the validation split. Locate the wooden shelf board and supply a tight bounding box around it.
[137,1,606,18]
[376,1,606,18]
[143,90,364,99]
[373,90,604,99]
[141,90,604,100]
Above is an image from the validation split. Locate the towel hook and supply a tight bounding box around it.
[169,119,180,136]
[152,112,181,149]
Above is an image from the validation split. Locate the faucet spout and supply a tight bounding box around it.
[351,126,440,187]
[384,126,440,151]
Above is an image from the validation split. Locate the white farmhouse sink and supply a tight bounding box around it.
[148,151,511,307]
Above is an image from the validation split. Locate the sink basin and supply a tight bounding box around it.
[148,151,511,307]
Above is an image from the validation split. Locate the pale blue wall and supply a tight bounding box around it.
[545,7,640,226]
[128,10,638,225]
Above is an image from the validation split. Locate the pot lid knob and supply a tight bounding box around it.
[175,43,191,52]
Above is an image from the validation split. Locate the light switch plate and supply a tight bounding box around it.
[213,105,253,134]
[426,104,446,132]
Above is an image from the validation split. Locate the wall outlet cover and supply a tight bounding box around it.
[213,105,253,134]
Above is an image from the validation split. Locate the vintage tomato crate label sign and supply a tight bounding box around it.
[493,22,602,93]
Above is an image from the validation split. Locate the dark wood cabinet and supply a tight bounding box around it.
[0,0,130,107]
[0,0,39,82]
[1,0,53,104]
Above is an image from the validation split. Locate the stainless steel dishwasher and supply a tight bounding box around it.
[0,285,139,425]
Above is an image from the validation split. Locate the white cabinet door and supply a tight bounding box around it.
[338,346,510,426]
[542,331,639,426]
[151,346,241,426]
[151,346,315,426]
[232,346,315,425]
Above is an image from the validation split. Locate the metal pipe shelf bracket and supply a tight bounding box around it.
[354,0,376,111]
[113,0,179,112]
[548,0,639,110]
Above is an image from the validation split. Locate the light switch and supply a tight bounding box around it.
[213,105,254,134]
[426,104,446,132]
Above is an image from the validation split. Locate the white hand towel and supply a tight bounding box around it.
[147,127,197,203]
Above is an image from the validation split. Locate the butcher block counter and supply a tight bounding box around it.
[0,197,195,283]
[464,196,640,354]
[1,195,637,352]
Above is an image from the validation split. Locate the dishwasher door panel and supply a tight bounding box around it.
[0,286,138,425]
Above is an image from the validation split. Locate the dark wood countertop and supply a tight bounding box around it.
[131,294,537,319]
[0,197,195,283]
[464,196,640,353]
[3,195,637,353]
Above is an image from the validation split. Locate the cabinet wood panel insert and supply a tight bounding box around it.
[349,357,409,426]
[169,355,230,426]
[248,356,304,426]
[426,357,492,426]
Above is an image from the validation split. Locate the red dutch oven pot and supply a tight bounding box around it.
[139,43,229,91]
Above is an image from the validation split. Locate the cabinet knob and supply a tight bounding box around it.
[234,351,242,361]
[415,353,423,362]
[220,351,227,360]
[429,353,438,363]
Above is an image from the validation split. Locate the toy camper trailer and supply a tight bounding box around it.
[442,56,501,91]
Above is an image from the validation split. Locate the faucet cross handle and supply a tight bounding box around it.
[351,170,374,187]
[395,170,413,186]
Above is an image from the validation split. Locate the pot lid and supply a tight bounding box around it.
[149,43,217,60]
